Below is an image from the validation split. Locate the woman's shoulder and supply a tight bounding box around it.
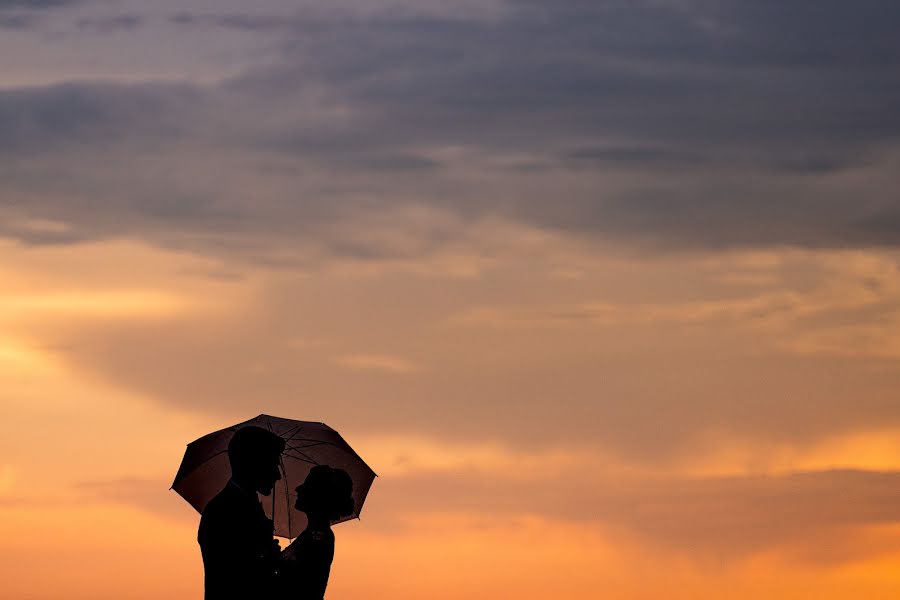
[288,527,333,550]
[308,528,334,542]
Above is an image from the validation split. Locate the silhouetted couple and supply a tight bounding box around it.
[198,426,354,600]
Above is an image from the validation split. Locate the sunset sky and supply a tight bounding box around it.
[2,1,900,598]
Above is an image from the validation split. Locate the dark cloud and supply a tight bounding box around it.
[342,154,441,171]
[0,14,37,28]
[240,0,900,147]
[0,81,198,155]
[562,146,699,168]
[77,14,144,34]
[0,0,73,27]
[1,0,899,252]
[170,12,294,32]
[0,0,74,8]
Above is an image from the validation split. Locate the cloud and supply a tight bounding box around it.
[0,80,198,156]
[60,450,900,564]
[0,0,74,29]
[0,289,194,318]
[376,466,900,562]
[0,0,75,9]
[0,0,897,256]
[335,354,419,374]
[73,477,195,523]
[170,12,294,32]
[0,14,37,28]
[13,241,895,461]
[562,145,699,168]
[76,14,144,34]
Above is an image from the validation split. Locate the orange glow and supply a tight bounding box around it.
[3,240,900,598]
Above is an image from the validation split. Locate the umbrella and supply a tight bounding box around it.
[171,414,376,539]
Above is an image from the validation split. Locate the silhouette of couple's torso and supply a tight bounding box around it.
[197,427,347,600]
[199,480,338,600]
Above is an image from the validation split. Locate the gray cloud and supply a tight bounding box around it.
[170,12,294,32]
[0,0,899,254]
[0,0,74,8]
[247,0,900,146]
[0,0,74,28]
[76,14,144,34]
[0,81,198,154]
[0,14,37,28]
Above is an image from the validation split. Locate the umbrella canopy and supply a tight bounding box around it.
[172,414,376,538]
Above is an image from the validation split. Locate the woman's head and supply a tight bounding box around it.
[294,465,355,521]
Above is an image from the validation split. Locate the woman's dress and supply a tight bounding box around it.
[281,525,335,600]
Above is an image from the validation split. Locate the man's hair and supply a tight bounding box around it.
[227,426,285,471]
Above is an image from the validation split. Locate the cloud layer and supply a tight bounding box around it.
[1,0,899,257]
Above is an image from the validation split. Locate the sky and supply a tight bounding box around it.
[2,0,900,598]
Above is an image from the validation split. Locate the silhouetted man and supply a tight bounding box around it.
[198,426,286,600]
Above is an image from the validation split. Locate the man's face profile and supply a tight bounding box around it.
[228,426,286,495]
[253,455,282,496]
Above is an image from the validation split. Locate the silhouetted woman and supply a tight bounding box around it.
[281,465,354,600]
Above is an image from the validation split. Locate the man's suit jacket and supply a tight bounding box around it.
[198,481,279,600]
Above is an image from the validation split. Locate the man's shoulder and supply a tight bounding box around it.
[213,480,262,507]
[200,485,251,533]
[202,486,233,517]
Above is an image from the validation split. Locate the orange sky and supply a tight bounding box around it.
[2,236,900,599]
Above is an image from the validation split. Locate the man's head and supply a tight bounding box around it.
[227,426,285,495]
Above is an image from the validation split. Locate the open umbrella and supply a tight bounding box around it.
[171,414,376,538]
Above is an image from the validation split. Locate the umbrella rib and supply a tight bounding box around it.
[283,448,320,465]
[284,440,336,451]
[283,439,373,468]
[283,443,330,461]
[279,453,292,537]
[281,424,306,444]
[279,424,313,537]
[173,449,229,485]
[187,426,239,447]
[283,443,326,454]
[287,439,358,458]
[265,421,278,524]
[284,445,318,455]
